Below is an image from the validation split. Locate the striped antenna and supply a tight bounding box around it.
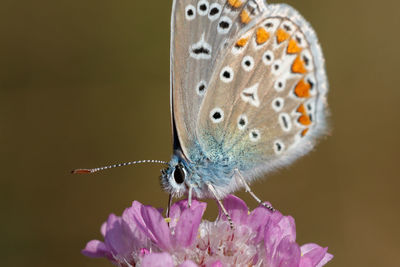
[71,160,168,174]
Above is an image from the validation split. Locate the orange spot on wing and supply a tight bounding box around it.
[292,56,307,74]
[294,79,311,98]
[299,115,311,126]
[240,10,251,24]
[287,39,302,54]
[256,28,270,45]
[301,128,309,136]
[297,104,306,115]
[276,28,290,44]
[297,104,312,126]
[228,0,243,8]
[236,37,249,47]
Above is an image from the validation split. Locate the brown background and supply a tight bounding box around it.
[1,0,399,266]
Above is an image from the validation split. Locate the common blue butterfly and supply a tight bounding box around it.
[74,0,328,218]
[160,0,328,212]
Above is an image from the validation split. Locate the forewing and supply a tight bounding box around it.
[196,4,328,175]
[170,0,269,159]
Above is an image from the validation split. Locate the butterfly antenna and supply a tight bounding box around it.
[71,160,168,174]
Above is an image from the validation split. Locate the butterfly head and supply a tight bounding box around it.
[160,155,191,198]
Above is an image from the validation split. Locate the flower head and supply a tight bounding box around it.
[82,195,332,266]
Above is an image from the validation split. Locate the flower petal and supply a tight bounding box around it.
[264,213,296,260]
[138,204,173,250]
[272,236,301,267]
[316,253,333,267]
[104,214,136,261]
[81,240,111,259]
[124,201,172,250]
[179,260,199,267]
[124,201,147,230]
[300,243,330,266]
[220,195,248,223]
[300,244,333,266]
[141,252,174,267]
[169,199,206,228]
[100,222,107,237]
[208,260,223,267]
[122,202,149,243]
[299,257,313,267]
[247,205,273,243]
[174,203,206,248]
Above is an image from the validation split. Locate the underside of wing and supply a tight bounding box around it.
[170,0,269,160]
[196,4,328,177]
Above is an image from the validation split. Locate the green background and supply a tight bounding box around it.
[1,0,399,266]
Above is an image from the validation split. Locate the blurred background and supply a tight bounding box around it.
[1,0,399,266]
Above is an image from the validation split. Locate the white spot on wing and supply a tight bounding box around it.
[209,107,224,123]
[241,56,254,72]
[197,0,209,16]
[208,3,221,21]
[274,78,286,92]
[220,66,234,83]
[271,60,282,75]
[273,140,285,154]
[262,50,274,65]
[249,129,261,142]
[294,31,307,48]
[217,16,232,34]
[263,18,280,32]
[237,114,248,130]
[189,33,212,60]
[281,21,296,34]
[279,113,292,132]
[241,83,260,107]
[272,97,284,112]
[196,80,207,96]
[306,73,317,95]
[301,50,314,71]
[185,5,196,21]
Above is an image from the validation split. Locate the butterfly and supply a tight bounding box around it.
[160,0,328,212]
[73,0,328,220]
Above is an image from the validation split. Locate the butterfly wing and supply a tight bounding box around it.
[170,0,269,159]
[196,4,328,178]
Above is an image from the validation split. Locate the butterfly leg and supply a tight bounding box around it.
[166,194,173,226]
[207,183,234,229]
[188,185,193,208]
[235,169,275,212]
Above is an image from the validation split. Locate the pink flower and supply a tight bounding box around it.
[82,195,333,266]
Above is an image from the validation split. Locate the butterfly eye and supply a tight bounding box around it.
[173,165,186,184]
